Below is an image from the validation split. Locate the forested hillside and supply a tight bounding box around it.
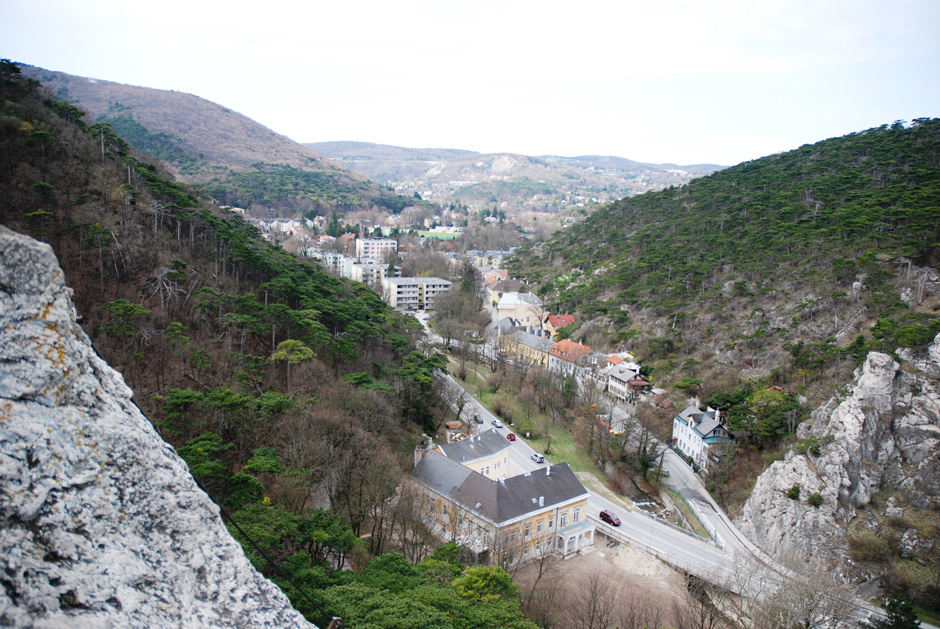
[0,60,542,627]
[18,64,411,217]
[510,119,940,501]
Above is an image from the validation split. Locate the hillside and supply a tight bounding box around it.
[19,64,408,215]
[307,140,724,213]
[510,119,940,454]
[0,227,313,627]
[0,60,544,628]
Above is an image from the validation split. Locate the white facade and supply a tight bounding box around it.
[346,258,401,285]
[671,404,732,471]
[382,277,452,310]
[355,237,398,260]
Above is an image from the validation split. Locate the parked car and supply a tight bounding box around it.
[474,414,483,424]
[530,453,545,464]
[599,510,621,526]
[659,469,670,477]
[506,433,516,441]
[492,419,504,429]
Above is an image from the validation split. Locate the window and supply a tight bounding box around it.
[573,508,580,522]
[548,517,554,529]
[535,542,541,553]
[537,521,542,533]
[524,525,530,538]
[560,513,567,527]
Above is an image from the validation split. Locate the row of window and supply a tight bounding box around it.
[523,507,580,539]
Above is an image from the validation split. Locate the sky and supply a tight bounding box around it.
[3,0,939,165]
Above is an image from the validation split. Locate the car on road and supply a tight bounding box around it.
[599,510,621,526]
[530,453,545,464]
[474,414,483,424]
[492,419,504,429]
[506,433,516,441]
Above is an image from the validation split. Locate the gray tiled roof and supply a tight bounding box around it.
[505,329,554,352]
[676,404,722,438]
[437,430,509,464]
[410,452,589,525]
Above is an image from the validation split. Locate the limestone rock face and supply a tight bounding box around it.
[0,227,314,628]
[736,342,940,564]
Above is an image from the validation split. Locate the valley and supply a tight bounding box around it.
[2,56,939,628]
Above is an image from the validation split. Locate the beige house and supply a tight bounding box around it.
[543,314,575,340]
[499,329,554,367]
[486,279,526,304]
[434,431,511,480]
[408,451,595,564]
[495,292,544,329]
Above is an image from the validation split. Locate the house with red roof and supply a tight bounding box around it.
[543,314,575,340]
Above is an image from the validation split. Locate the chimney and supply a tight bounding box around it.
[546,465,551,476]
[538,496,544,507]
[499,477,506,486]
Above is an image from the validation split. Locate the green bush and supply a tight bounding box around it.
[807,492,824,507]
[786,484,801,500]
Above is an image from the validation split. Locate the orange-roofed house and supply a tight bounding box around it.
[544,314,575,340]
[547,339,594,377]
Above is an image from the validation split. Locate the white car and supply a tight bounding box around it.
[491,419,504,429]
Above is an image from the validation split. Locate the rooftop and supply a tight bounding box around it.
[548,339,593,362]
[436,430,509,464]
[411,452,588,525]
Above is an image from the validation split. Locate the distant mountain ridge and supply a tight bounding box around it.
[20,65,403,214]
[306,141,725,211]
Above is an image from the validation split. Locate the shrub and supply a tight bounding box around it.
[807,492,824,507]
[786,484,801,500]
[848,532,892,562]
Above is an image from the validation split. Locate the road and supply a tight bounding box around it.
[422,314,920,624]
[435,369,738,585]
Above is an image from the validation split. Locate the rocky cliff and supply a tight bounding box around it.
[736,338,940,569]
[0,226,313,627]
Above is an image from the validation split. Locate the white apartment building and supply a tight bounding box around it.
[381,277,452,310]
[355,237,398,260]
[338,256,401,285]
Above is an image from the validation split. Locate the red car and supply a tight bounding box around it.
[599,510,621,526]
[506,433,516,441]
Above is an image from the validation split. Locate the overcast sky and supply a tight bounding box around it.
[4,0,938,165]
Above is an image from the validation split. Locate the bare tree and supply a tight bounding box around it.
[386,485,437,563]
[566,568,618,629]
[750,557,859,629]
[521,542,563,614]
[615,589,673,629]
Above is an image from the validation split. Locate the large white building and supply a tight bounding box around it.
[340,257,401,285]
[355,237,398,260]
[381,277,452,311]
[671,404,733,471]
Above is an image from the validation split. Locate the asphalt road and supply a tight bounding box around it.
[436,369,737,583]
